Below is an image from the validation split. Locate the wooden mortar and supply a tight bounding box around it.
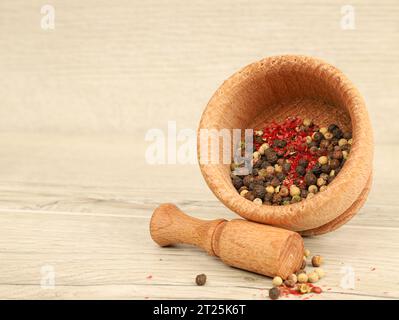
[197,55,373,235]
[150,203,304,279]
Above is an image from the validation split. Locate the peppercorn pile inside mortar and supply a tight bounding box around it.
[231,117,352,205]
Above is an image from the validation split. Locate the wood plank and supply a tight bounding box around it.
[0,210,398,299]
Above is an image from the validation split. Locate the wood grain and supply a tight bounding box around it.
[0,0,398,300]
[150,204,304,278]
[198,55,373,233]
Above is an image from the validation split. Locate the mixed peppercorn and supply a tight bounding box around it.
[231,117,352,205]
[269,249,325,300]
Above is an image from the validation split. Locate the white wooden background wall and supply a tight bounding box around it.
[0,0,398,299]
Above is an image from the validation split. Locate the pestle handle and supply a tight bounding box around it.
[150,203,304,278]
[150,203,226,256]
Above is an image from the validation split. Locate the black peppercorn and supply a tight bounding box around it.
[195,274,207,286]
[232,176,243,190]
[312,132,323,142]
[243,175,253,187]
[298,159,309,168]
[304,172,317,186]
[329,159,340,169]
[253,160,262,169]
[244,191,255,201]
[319,140,330,149]
[332,128,343,139]
[312,163,322,175]
[296,165,306,176]
[321,164,331,174]
[269,287,280,300]
[309,141,318,148]
[259,161,268,169]
[253,184,266,199]
[272,193,282,204]
[301,189,308,198]
[309,146,319,155]
[264,192,273,202]
[254,135,263,144]
[331,138,339,146]
[332,150,343,160]
[271,177,280,187]
[328,124,339,132]
[276,172,286,181]
[282,162,291,173]
[265,149,278,164]
[273,139,287,148]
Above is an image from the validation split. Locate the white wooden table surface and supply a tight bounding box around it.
[0,0,398,299]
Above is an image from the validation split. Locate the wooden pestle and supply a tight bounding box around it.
[150,203,304,279]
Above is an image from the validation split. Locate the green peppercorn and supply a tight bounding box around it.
[291,195,301,203]
[308,185,318,194]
